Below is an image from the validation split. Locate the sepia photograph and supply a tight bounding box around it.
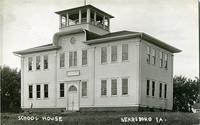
[0,0,199,124]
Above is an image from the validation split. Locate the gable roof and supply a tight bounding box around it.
[14,44,61,55]
[84,30,181,53]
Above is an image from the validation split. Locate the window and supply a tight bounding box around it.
[159,52,163,68]
[82,50,87,65]
[101,80,107,96]
[146,80,150,96]
[82,81,87,97]
[122,44,128,61]
[60,83,64,97]
[36,85,40,98]
[111,79,117,95]
[101,47,107,63]
[159,83,162,98]
[28,85,33,98]
[69,51,77,67]
[164,84,167,98]
[28,57,33,71]
[111,46,117,62]
[61,15,67,28]
[164,54,168,69]
[44,55,48,69]
[146,46,150,64]
[122,78,128,95]
[152,49,156,65]
[60,53,65,68]
[36,56,41,70]
[152,81,155,96]
[44,84,48,98]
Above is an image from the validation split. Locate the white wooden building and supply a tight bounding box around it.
[14,5,181,112]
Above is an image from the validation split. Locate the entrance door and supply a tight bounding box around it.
[68,85,79,111]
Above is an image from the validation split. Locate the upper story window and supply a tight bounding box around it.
[96,13,104,28]
[122,44,128,61]
[60,53,65,68]
[146,46,150,64]
[111,46,117,62]
[82,81,87,97]
[152,49,156,65]
[36,85,41,98]
[28,57,33,71]
[81,9,87,23]
[146,80,150,96]
[122,78,128,95]
[152,81,155,96]
[61,14,67,28]
[82,50,87,65]
[69,51,77,67]
[28,85,33,99]
[111,79,117,96]
[164,54,168,69]
[101,80,107,96]
[44,84,48,98]
[60,83,64,97]
[36,56,41,70]
[44,55,48,69]
[159,52,163,68]
[101,47,107,64]
[69,11,79,26]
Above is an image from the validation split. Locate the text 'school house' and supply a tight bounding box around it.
[14,5,181,112]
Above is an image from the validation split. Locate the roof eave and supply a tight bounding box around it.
[142,33,182,53]
[14,46,61,55]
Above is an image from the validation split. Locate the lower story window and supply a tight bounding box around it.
[60,83,64,97]
[44,84,48,98]
[36,85,40,98]
[101,80,107,96]
[29,85,33,98]
[111,79,117,95]
[122,78,128,95]
[82,81,87,97]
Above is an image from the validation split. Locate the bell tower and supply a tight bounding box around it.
[55,5,114,35]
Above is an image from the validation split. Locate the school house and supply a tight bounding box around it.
[14,4,181,112]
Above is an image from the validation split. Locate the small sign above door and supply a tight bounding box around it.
[67,70,80,76]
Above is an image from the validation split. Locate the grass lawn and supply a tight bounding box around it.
[1,111,200,125]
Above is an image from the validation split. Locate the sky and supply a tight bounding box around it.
[0,0,199,78]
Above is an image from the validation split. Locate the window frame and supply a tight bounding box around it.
[122,78,128,95]
[101,80,107,96]
[122,44,128,61]
[44,84,48,98]
[28,57,33,71]
[164,54,168,69]
[152,81,155,97]
[111,46,118,62]
[36,56,41,70]
[44,55,48,70]
[60,53,65,68]
[164,84,167,98]
[159,83,162,98]
[101,47,107,64]
[36,85,41,99]
[82,50,88,66]
[146,46,150,64]
[69,51,77,67]
[60,83,65,97]
[111,79,117,96]
[81,81,87,97]
[28,85,33,99]
[159,51,163,68]
[152,48,156,65]
[146,80,150,96]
